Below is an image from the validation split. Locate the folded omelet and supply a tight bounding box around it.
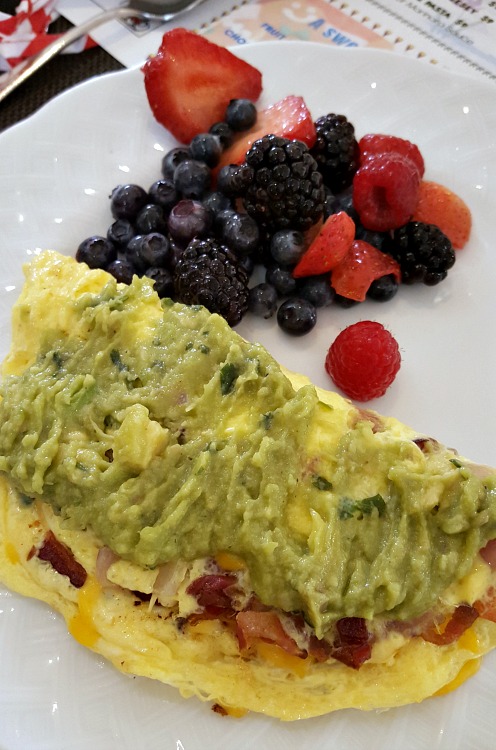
[0,251,496,720]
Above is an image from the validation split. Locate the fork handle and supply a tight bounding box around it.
[0,7,146,106]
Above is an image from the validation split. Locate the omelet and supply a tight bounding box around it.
[0,250,496,720]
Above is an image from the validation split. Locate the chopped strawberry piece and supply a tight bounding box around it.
[215,95,316,174]
[292,211,355,278]
[142,29,262,144]
[353,152,421,232]
[420,604,479,646]
[236,610,304,656]
[359,133,425,178]
[330,239,401,302]
[413,180,472,249]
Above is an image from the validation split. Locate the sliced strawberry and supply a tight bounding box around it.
[413,180,472,249]
[331,240,401,302]
[359,133,425,178]
[142,28,262,144]
[215,95,316,174]
[292,211,355,278]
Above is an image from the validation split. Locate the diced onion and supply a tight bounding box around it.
[153,560,188,601]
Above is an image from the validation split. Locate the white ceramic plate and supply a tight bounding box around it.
[0,41,495,750]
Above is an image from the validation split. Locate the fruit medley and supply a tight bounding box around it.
[75,29,472,398]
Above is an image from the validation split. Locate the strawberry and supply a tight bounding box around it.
[142,28,262,144]
[292,211,355,278]
[330,240,401,302]
[215,95,317,174]
[412,180,472,249]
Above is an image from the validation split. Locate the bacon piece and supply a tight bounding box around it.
[36,531,87,588]
[474,587,496,623]
[186,574,237,609]
[235,610,305,657]
[420,604,479,646]
[480,539,496,568]
[330,617,373,669]
[308,634,333,663]
[413,437,439,453]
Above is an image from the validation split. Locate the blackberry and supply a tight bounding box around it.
[241,135,325,232]
[310,114,359,194]
[383,221,455,286]
[173,237,249,326]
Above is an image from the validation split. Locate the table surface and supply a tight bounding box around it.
[0,16,124,133]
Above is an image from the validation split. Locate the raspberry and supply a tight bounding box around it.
[412,180,472,249]
[352,152,421,232]
[358,134,425,178]
[325,321,401,401]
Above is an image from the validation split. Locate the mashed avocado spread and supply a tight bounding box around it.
[0,252,495,638]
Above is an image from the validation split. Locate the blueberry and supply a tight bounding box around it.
[239,254,255,277]
[135,204,167,235]
[323,187,338,221]
[270,230,306,266]
[138,233,171,268]
[167,238,184,271]
[110,184,148,221]
[148,179,178,213]
[367,274,399,302]
[297,275,334,307]
[334,293,360,308]
[355,226,387,250]
[107,218,135,248]
[330,187,359,223]
[174,159,211,200]
[125,235,147,272]
[202,191,233,218]
[277,298,317,335]
[189,133,222,167]
[76,236,116,269]
[221,212,260,257]
[106,258,136,284]
[248,283,278,319]
[209,121,233,149]
[214,208,237,233]
[161,146,191,179]
[216,164,254,197]
[167,199,212,247]
[145,267,174,298]
[225,99,257,132]
[265,264,298,296]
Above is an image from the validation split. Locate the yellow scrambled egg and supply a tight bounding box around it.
[0,251,495,720]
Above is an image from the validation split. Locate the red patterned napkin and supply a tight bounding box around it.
[0,0,96,72]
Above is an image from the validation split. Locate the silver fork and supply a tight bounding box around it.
[0,0,209,104]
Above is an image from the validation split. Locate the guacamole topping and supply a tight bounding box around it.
[1,253,495,638]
